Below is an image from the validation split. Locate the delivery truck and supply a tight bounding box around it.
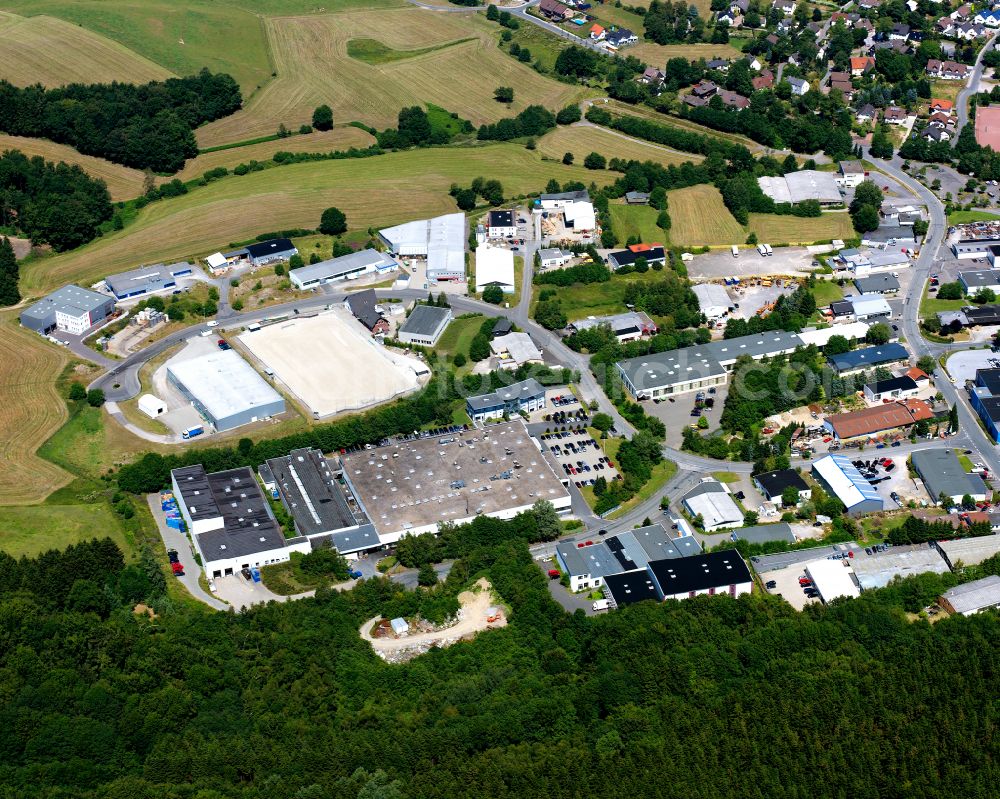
[182,425,204,440]
[592,599,611,612]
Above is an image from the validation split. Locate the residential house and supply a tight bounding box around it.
[883,106,909,124]
[863,374,920,403]
[538,0,574,19]
[717,9,743,26]
[851,56,875,76]
[589,24,605,39]
[752,69,775,90]
[605,28,638,49]
[856,104,876,123]
[858,0,880,9]
[773,0,796,14]
[975,9,1000,26]
[927,59,971,79]
[684,80,718,106]
[344,289,390,336]
[753,469,812,505]
[922,125,952,142]
[889,23,910,40]
[838,160,866,188]
[707,58,731,72]
[935,17,956,36]
[955,22,986,40]
[624,191,650,205]
[719,89,750,109]
[829,71,854,97]
[639,66,664,85]
[787,76,809,96]
[951,3,973,21]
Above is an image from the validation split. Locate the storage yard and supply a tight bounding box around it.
[238,310,427,418]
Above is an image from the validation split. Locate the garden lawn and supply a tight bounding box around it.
[609,204,667,244]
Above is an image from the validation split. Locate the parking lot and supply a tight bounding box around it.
[646,385,727,448]
[540,429,620,488]
[849,453,930,507]
[687,246,820,280]
[761,562,823,610]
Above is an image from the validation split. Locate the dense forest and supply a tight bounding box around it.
[1,527,998,799]
[0,149,113,250]
[0,70,241,173]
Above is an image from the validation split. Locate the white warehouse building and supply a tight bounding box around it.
[378,213,466,282]
[475,245,516,293]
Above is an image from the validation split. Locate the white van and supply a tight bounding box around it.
[592,599,610,612]
[763,244,773,256]
[731,245,739,257]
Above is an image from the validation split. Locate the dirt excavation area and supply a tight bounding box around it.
[360,578,507,663]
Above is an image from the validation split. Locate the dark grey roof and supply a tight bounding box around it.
[753,469,809,498]
[314,523,380,554]
[467,377,546,412]
[609,246,665,266]
[399,305,451,337]
[488,209,514,228]
[976,368,1000,395]
[866,375,918,395]
[245,238,296,259]
[346,288,378,317]
[854,274,900,293]
[20,284,111,322]
[540,189,590,202]
[647,551,752,595]
[959,268,1000,288]
[911,449,987,500]
[491,318,513,337]
[605,570,659,606]
[556,540,620,579]
[830,299,855,316]
[606,525,702,570]
[265,448,358,537]
[195,521,286,561]
[829,343,908,372]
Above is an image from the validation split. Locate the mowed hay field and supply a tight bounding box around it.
[0,312,74,505]
[629,41,742,67]
[21,144,606,294]
[0,10,172,87]
[172,127,376,181]
[0,134,146,202]
[537,125,702,168]
[196,9,590,147]
[0,1,271,93]
[666,184,745,247]
[748,212,855,244]
[609,204,666,245]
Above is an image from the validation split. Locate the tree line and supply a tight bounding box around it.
[0,69,241,173]
[0,149,113,252]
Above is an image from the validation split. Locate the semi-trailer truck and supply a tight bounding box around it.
[182,425,204,439]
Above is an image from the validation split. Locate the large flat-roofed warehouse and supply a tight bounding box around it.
[936,534,1000,568]
[940,575,1000,616]
[104,262,193,300]
[166,349,285,432]
[475,245,515,293]
[911,448,988,505]
[378,213,466,281]
[804,558,860,602]
[851,545,950,591]
[260,448,379,557]
[757,170,842,205]
[171,464,308,578]
[811,454,883,515]
[288,249,397,289]
[19,284,116,335]
[340,420,570,542]
[397,305,452,346]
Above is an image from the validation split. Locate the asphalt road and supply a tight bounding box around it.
[955,36,998,139]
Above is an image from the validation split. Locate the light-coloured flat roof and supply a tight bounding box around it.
[692,283,732,312]
[805,558,860,602]
[796,322,870,347]
[475,246,515,291]
[851,545,950,590]
[166,349,283,423]
[937,534,1000,567]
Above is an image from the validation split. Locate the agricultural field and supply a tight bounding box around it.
[173,126,376,181]
[609,204,666,244]
[628,41,743,67]
[747,212,856,245]
[195,8,589,147]
[20,143,606,295]
[0,134,147,202]
[0,1,271,93]
[0,10,171,87]
[666,184,745,247]
[0,312,75,506]
[537,125,701,168]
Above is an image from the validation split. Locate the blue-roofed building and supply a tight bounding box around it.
[104,262,194,300]
[828,343,908,375]
[968,368,1000,443]
[811,454,883,516]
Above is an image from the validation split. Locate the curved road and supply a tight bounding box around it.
[955,36,998,140]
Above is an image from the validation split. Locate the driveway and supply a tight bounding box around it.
[145,494,227,610]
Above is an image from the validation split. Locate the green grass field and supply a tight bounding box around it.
[811,280,844,306]
[538,125,700,168]
[747,212,855,245]
[667,185,745,247]
[0,500,127,558]
[919,284,967,320]
[947,210,1000,224]
[609,204,666,244]
[347,36,475,65]
[21,143,606,295]
[534,269,669,322]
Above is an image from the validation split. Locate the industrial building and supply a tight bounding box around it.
[607,244,666,270]
[19,284,116,335]
[951,238,1000,259]
[939,575,1000,615]
[939,304,1000,330]
[537,189,590,210]
[104,262,194,300]
[569,311,657,342]
[603,570,660,606]
[397,305,452,346]
[757,170,842,205]
[562,200,596,232]
[959,268,1000,295]
[538,247,573,269]
[823,400,932,441]
[474,245,515,293]
[833,293,892,321]
[466,377,546,423]
[245,238,298,266]
[171,464,308,579]
[645,551,753,602]
[490,332,543,369]
[968,368,1000,443]
[138,394,166,419]
[851,545,951,591]
[937,534,1000,569]
[911,449,987,505]
[692,283,733,320]
[681,480,743,532]
[288,249,397,289]
[795,321,870,349]
[339,420,570,542]
[804,558,860,602]
[166,349,285,432]
[863,374,920,403]
[486,209,517,239]
[854,274,900,294]
[378,213,466,281]
[616,330,804,399]
[259,448,379,557]
[828,343,909,375]
[753,469,811,504]
[812,454,884,515]
[556,524,702,592]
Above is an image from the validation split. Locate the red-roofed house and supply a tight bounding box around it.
[930,98,955,114]
[850,56,875,77]
[590,24,605,40]
[905,367,930,385]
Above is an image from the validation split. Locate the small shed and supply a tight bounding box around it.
[390,617,409,636]
[205,252,227,272]
[138,394,166,419]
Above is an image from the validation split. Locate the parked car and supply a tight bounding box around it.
[349,569,363,580]
[547,569,560,580]
[765,580,777,589]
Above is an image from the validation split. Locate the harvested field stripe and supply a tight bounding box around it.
[537,124,702,167]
